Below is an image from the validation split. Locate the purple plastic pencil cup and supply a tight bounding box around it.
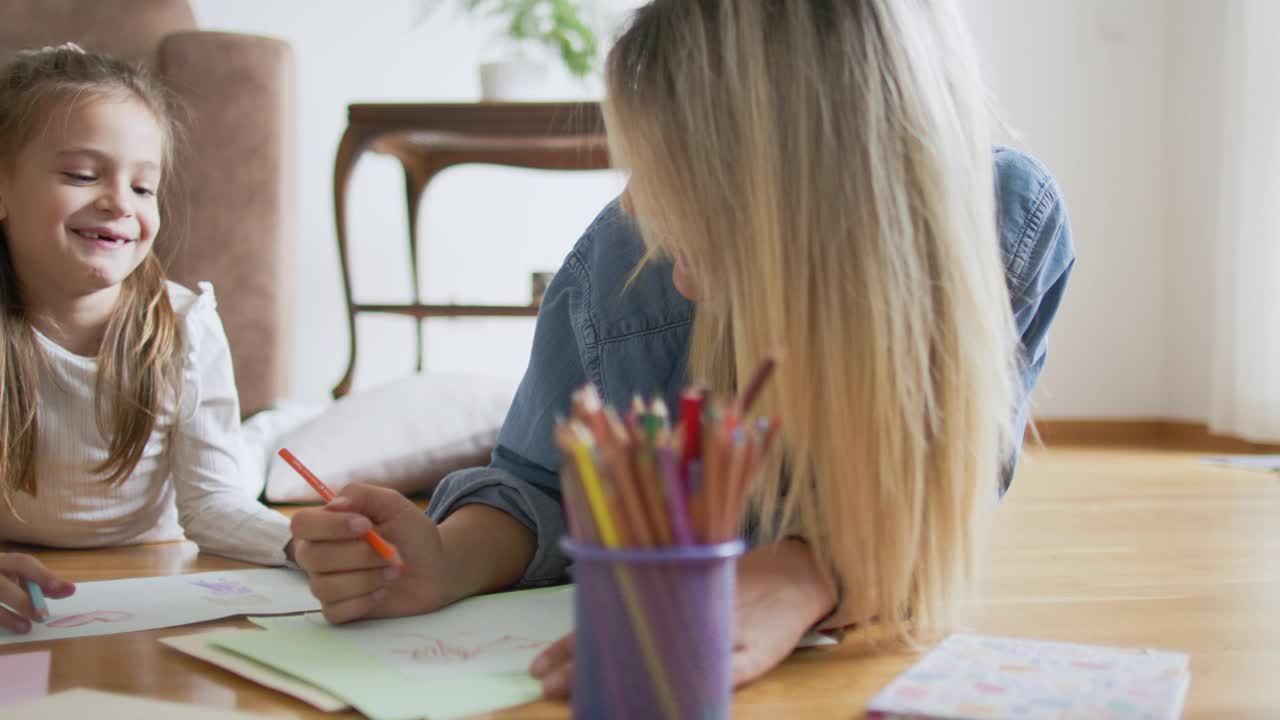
[563,538,745,720]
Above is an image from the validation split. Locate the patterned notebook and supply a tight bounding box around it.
[866,634,1190,720]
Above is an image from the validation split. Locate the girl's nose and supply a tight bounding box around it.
[94,185,133,218]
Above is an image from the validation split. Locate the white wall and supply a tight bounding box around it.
[964,0,1170,419]
[1161,0,1225,422]
[192,1,1221,422]
[191,0,633,399]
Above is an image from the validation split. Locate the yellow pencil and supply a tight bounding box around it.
[570,430,620,547]
[568,425,679,720]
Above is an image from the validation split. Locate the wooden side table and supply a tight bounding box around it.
[331,102,610,398]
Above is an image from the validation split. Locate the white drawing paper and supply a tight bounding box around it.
[0,569,319,646]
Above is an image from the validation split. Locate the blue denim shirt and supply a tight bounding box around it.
[427,146,1075,587]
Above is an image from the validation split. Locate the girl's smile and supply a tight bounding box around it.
[70,226,137,248]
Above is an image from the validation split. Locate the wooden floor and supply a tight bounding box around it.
[974,446,1280,719]
[729,444,1280,719]
[4,445,1278,718]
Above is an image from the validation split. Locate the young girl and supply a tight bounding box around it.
[290,0,1075,693]
[0,45,292,633]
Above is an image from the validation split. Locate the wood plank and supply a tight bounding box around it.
[1027,419,1280,453]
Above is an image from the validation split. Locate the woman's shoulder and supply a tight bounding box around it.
[992,145,1066,236]
[992,146,1074,297]
[564,200,693,344]
[994,144,1062,201]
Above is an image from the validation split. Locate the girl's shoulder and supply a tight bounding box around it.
[166,281,235,420]
[165,280,214,318]
[164,281,228,357]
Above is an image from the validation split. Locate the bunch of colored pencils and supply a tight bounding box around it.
[555,355,780,549]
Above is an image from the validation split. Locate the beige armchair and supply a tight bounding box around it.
[0,0,295,418]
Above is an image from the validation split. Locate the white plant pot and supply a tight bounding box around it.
[479,60,552,101]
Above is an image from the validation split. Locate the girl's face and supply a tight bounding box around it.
[621,184,700,302]
[0,96,163,308]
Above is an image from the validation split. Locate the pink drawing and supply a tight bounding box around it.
[190,578,254,596]
[47,610,134,628]
[895,685,929,700]
[975,682,1007,694]
[392,634,550,663]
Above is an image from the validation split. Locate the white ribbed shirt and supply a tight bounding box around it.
[0,282,290,565]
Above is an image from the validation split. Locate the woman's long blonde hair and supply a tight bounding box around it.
[605,0,1019,640]
[0,46,184,513]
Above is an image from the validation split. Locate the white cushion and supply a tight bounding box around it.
[263,373,517,503]
[239,400,328,496]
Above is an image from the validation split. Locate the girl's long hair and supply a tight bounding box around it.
[604,0,1019,641]
[0,46,183,513]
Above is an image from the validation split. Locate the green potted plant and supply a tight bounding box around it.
[417,0,605,100]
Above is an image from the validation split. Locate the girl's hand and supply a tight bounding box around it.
[0,553,76,633]
[530,538,836,697]
[290,484,452,624]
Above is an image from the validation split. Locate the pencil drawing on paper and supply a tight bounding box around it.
[47,610,135,628]
[190,577,271,607]
[190,577,254,595]
[391,634,550,663]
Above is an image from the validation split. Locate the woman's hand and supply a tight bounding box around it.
[290,485,537,626]
[530,538,836,697]
[0,553,76,633]
[729,538,837,684]
[290,484,452,624]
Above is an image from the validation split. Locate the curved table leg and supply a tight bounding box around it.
[331,125,373,399]
[404,161,431,373]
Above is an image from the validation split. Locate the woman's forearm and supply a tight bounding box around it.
[438,504,537,602]
[739,538,838,629]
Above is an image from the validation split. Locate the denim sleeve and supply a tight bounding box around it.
[426,231,595,587]
[996,151,1076,492]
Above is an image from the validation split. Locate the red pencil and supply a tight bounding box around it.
[679,387,704,470]
[277,448,405,570]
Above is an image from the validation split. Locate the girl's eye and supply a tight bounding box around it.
[133,186,156,198]
[62,172,95,182]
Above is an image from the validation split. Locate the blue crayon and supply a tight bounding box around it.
[24,579,49,622]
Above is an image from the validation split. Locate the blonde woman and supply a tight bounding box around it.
[290,0,1075,692]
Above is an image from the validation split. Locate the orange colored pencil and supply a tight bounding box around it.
[277,448,405,570]
[715,431,748,542]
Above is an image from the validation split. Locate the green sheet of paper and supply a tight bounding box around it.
[212,627,542,720]
[215,586,573,718]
